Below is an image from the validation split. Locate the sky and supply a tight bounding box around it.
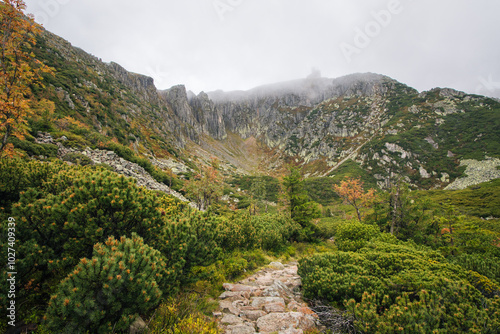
[24,0,500,97]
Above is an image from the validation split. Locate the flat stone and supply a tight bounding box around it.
[255,278,275,286]
[251,297,285,309]
[279,328,303,334]
[227,324,257,334]
[258,312,316,333]
[298,306,317,317]
[240,310,267,321]
[233,299,249,308]
[219,291,251,301]
[256,312,300,333]
[222,314,243,325]
[240,306,261,311]
[262,287,281,297]
[220,300,240,315]
[269,262,285,270]
[251,289,263,297]
[224,283,259,292]
[296,313,316,330]
[262,280,291,297]
[287,301,302,312]
[264,302,286,313]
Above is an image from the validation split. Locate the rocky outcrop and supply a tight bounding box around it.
[33,29,500,189]
[35,133,197,208]
[445,157,500,190]
[158,85,227,142]
[216,262,321,334]
[108,62,158,103]
[189,92,227,140]
[208,74,397,165]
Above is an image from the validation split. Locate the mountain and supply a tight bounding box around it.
[24,29,500,189]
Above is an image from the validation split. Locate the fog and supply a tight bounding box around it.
[25,0,500,97]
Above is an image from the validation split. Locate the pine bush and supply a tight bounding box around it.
[299,240,500,333]
[335,221,380,252]
[45,234,166,333]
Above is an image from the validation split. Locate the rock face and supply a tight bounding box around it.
[445,157,500,190]
[217,262,320,334]
[33,29,500,189]
[209,73,397,163]
[190,91,227,140]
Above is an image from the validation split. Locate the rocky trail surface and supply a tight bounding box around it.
[216,262,322,334]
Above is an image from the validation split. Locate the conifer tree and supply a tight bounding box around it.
[9,167,186,306]
[283,165,321,229]
[45,234,167,333]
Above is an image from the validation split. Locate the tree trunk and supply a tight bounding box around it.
[390,185,400,235]
[355,207,362,222]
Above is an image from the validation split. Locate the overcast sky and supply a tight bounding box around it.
[24,0,500,97]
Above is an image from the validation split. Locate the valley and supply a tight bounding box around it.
[1,2,500,333]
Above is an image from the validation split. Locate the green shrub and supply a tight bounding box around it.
[62,152,94,166]
[335,221,380,251]
[299,241,500,333]
[0,158,67,211]
[216,212,301,252]
[44,234,166,333]
[2,162,183,309]
[316,217,352,239]
[10,137,58,157]
[223,257,248,280]
[172,211,222,274]
[148,294,220,334]
[452,252,500,285]
[347,288,500,333]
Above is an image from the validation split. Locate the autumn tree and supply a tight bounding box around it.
[334,176,376,222]
[0,0,52,156]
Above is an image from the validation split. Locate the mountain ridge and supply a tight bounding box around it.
[23,28,500,189]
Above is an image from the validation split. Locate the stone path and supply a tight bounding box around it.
[216,262,321,334]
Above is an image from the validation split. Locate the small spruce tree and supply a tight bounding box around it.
[45,234,167,333]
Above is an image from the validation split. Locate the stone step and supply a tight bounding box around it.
[218,261,320,334]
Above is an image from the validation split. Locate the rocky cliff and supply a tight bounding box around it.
[31,29,500,189]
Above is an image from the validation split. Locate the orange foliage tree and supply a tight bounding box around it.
[0,0,52,156]
[334,176,376,222]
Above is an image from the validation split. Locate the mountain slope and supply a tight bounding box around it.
[24,28,500,189]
